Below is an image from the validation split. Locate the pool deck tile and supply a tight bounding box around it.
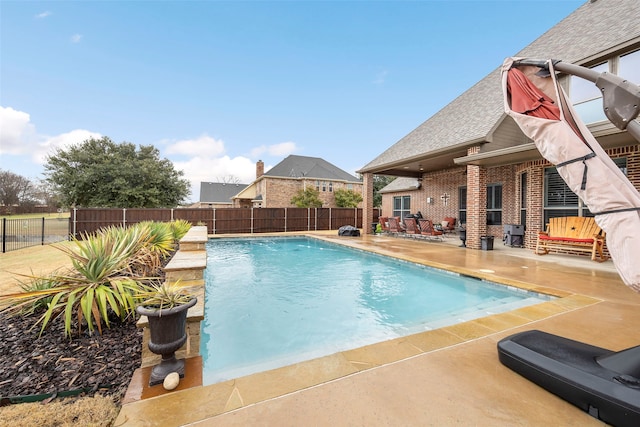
[112,231,640,426]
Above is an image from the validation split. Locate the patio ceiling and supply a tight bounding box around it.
[361,146,470,178]
[368,121,637,175]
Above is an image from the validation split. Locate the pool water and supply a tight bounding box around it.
[201,237,550,385]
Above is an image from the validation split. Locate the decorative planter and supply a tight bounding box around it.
[136,297,198,386]
[459,228,467,247]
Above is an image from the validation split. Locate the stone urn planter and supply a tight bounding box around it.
[136,283,197,386]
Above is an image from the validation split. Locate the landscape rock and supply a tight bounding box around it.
[163,372,180,391]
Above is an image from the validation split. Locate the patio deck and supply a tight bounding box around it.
[115,231,639,426]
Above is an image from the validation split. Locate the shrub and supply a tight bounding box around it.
[0,223,169,337]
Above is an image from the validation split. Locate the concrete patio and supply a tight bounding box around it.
[115,231,640,426]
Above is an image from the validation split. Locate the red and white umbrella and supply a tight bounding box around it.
[502,57,640,293]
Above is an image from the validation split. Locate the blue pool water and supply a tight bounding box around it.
[201,237,550,385]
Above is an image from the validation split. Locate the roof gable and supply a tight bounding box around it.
[379,177,421,193]
[199,182,249,203]
[265,155,361,182]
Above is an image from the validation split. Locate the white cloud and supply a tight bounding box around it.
[35,129,102,164]
[172,155,257,203]
[165,135,225,158]
[36,11,52,19]
[70,34,83,43]
[250,141,297,158]
[1,106,101,164]
[0,106,38,154]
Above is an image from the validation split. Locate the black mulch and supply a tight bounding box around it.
[0,310,142,406]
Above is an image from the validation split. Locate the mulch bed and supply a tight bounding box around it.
[0,310,142,406]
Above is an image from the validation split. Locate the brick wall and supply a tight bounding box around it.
[363,173,374,234]
[261,177,364,208]
[380,167,467,222]
[379,143,640,252]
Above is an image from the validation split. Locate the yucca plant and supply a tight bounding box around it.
[135,221,176,258]
[0,225,156,337]
[136,281,194,311]
[170,219,192,242]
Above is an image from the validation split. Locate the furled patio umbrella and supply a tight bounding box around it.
[499,57,640,426]
[502,57,640,293]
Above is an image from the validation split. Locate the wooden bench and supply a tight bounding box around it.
[535,216,607,261]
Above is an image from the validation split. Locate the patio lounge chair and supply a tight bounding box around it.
[441,217,457,234]
[418,219,444,240]
[388,216,406,233]
[404,217,419,234]
[379,216,390,233]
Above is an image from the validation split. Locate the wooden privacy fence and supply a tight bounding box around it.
[71,208,380,237]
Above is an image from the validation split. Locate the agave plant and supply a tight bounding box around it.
[0,225,156,337]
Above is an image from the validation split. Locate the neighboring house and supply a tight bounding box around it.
[233,155,363,208]
[359,0,640,251]
[195,182,249,208]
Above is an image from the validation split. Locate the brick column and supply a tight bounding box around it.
[466,164,487,250]
[363,172,374,234]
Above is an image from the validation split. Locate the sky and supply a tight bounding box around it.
[0,0,585,203]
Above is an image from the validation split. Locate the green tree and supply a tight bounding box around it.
[290,187,323,208]
[373,175,395,207]
[44,137,190,208]
[334,188,363,208]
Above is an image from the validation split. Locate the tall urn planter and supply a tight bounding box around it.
[137,297,197,386]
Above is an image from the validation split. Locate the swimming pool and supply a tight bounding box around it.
[201,237,551,385]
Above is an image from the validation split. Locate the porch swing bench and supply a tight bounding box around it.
[535,216,608,262]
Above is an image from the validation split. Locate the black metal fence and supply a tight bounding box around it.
[1,217,70,253]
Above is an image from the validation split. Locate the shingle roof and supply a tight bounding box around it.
[265,155,361,182]
[199,182,249,203]
[379,177,421,193]
[359,0,640,172]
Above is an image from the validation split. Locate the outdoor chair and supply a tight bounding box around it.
[388,216,406,233]
[418,219,444,239]
[379,216,390,233]
[404,217,419,234]
[441,217,457,234]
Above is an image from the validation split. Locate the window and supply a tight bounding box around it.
[328,182,333,192]
[571,50,640,125]
[543,158,627,224]
[322,181,327,192]
[571,62,608,124]
[520,173,527,226]
[486,184,502,225]
[393,196,411,219]
[619,50,640,86]
[458,186,467,225]
[315,180,320,191]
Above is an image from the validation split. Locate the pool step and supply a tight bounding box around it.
[421,296,547,330]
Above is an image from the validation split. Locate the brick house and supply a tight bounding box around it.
[233,155,363,208]
[360,0,640,251]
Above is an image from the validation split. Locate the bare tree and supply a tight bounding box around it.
[0,170,34,206]
[217,175,242,184]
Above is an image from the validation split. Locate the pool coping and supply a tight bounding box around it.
[114,233,604,426]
